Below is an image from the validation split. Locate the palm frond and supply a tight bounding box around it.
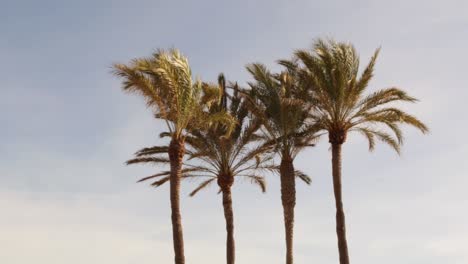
[137,171,171,182]
[295,170,312,185]
[126,157,170,165]
[189,178,216,197]
[151,176,171,187]
[135,146,169,157]
[241,175,266,193]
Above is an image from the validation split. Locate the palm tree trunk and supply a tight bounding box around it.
[222,188,235,264]
[279,158,296,264]
[331,143,350,264]
[169,138,186,264]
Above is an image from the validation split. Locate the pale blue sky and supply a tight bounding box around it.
[1,0,467,263]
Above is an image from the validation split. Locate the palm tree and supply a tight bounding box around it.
[293,39,429,264]
[245,64,316,264]
[183,74,273,264]
[127,74,271,264]
[113,49,235,264]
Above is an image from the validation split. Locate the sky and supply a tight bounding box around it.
[1,0,467,263]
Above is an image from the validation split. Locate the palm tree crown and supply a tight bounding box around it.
[293,39,428,150]
[246,63,318,168]
[113,49,235,141]
[183,76,271,195]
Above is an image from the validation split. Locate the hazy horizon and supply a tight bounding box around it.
[1,0,467,263]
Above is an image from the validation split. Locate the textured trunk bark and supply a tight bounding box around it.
[222,188,235,264]
[331,143,350,264]
[279,158,296,264]
[169,139,186,264]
